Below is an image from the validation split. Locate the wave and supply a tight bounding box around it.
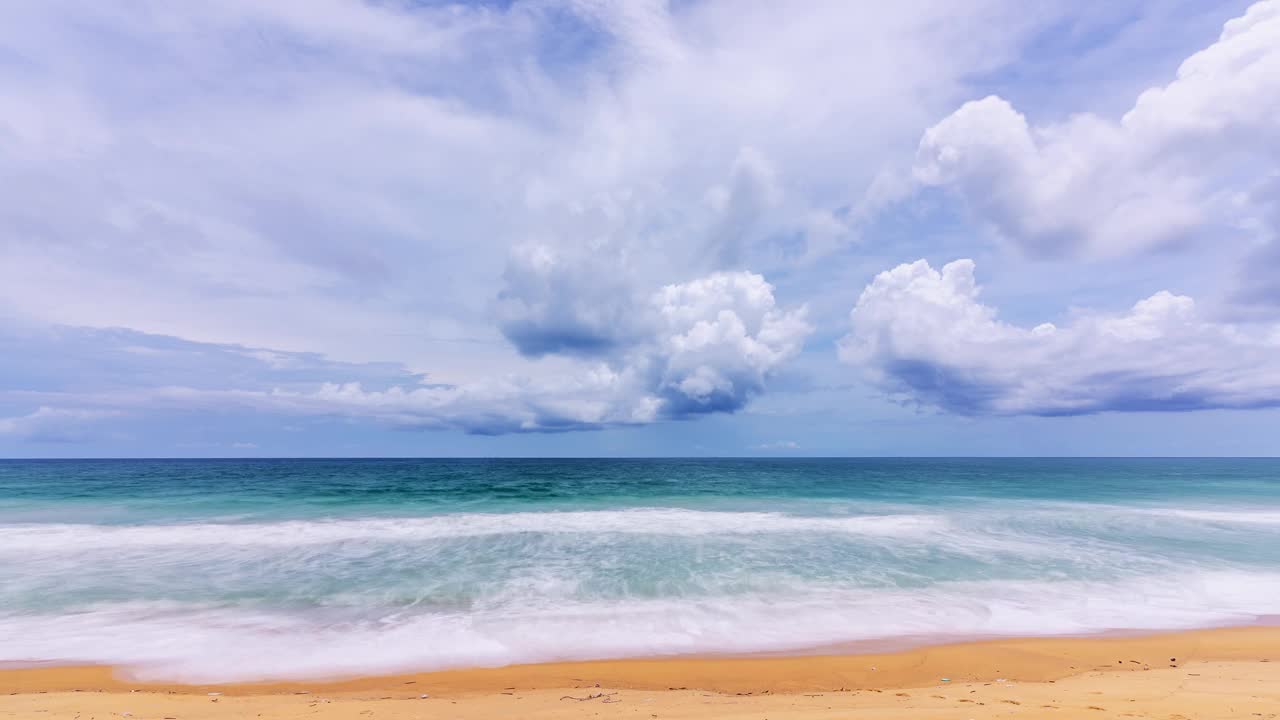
[3,570,1279,682]
[0,508,950,550]
[5,501,1280,681]
[5,501,1278,553]
[1136,508,1280,525]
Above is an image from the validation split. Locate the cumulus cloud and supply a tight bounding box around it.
[494,146,784,359]
[840,259,1280,415]
[647,271,810,415]
[270,271,808,432]
[911,0,1280,259]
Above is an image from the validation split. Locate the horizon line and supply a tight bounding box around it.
[3,455,1279,461]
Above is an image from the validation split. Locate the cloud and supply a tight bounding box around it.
[701,147,780,269]
[291,271,808,432]
[0,0,1055,372]
[0,324,422,395]
[1228,175,1280,312]
[0,407,122,443]
[6,0,1261,450]
[5,272,809,436]
[839,259,1280,415]
[494,146,785,359]
[648,271,810,416]
[910,0,1280,259]
[495,239,642,358]
[753,440,799,450]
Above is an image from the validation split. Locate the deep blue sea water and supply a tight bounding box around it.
[3,458,1280,681]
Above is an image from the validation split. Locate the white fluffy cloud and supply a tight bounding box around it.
[912,0,1280,259]
[273,271,810,432]
[870,1,1280,419]
[390,271,806,430]
[494,146,785,359]
[840,259,1280,415]
[648,271,810,415]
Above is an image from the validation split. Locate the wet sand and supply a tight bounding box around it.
[2,625,1279,718]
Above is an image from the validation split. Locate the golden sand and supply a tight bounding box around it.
[2,626,1279,718]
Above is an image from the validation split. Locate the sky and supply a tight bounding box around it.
[2,0,1279,457]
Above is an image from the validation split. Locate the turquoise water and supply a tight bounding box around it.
[2,458,1280,681]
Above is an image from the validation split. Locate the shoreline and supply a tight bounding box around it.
[3,624,1278,695]
[4,626,1279,718]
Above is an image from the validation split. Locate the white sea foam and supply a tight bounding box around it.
[3,570,1279,682]
[5,501,1280,682]
[0,508,949,550]
[1137,508,1280,525]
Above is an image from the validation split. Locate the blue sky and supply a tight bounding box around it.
[2,0,1279,457]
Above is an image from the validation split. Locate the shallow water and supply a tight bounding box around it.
[2,458,1278,681]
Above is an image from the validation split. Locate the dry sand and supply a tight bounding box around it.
[3,626,1279,719]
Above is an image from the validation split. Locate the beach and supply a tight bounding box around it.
[3,626,1279,718]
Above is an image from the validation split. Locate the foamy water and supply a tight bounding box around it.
[2,458,1278,681]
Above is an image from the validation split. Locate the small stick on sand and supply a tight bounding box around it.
[560,691,619,702]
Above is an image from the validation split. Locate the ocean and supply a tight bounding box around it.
[2,458,1279,682]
